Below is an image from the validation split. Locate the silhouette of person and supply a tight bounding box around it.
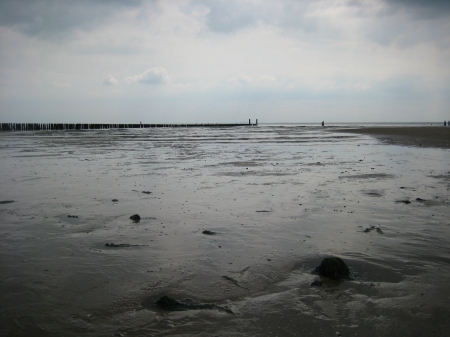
[321,121,324,127]
[445,120,447,126]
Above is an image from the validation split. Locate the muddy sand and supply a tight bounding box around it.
[334,126,450,148]
[0,125,449,336]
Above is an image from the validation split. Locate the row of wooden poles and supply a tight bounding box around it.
[1,120,258,131]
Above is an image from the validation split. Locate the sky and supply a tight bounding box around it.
[0,0,449,123]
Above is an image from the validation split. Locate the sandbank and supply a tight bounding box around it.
[334,126,450,148]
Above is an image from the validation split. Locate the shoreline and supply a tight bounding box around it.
[333,126,450,149]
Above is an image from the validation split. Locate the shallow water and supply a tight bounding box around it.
[0,126,449,336]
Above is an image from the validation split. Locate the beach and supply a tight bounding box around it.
[0,125,449,336]
[334,126,450,149]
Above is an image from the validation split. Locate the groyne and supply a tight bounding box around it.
[1,119,258,131]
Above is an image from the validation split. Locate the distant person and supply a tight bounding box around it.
[321,121,324,127]
[445,120,447,126]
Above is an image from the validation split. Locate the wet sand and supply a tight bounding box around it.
[0,126,449,336]
[334,126,450,148]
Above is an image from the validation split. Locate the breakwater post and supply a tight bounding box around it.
[1,121,259,131]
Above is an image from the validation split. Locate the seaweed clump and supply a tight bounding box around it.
[153,296,233,314]
[202,230,216,235]
[314,257,350,281]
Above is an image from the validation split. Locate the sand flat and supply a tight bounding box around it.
[335,126,450,148]
[0,125,449,336]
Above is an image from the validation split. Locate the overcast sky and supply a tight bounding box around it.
[1,0,449,123]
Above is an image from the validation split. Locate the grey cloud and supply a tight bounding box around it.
[192,0,450,36]
[207,1,257,33]
[189,0,315,34]
[0,0,143,41]
[386,0,450,19]
[195,0,261,33]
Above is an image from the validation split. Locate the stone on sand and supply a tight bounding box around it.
[314,257,350,281]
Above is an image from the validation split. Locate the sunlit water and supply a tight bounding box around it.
[1,125,449,336]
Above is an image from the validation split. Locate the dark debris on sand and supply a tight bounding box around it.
[202,230,216,235]
[396,200,411,204]
[105,243,131,247]
[363,225,384,234]
[105,243,146,247]
[148,295,233,314]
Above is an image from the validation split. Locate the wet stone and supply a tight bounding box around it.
[314,257,350,281]
[112,199,119,202]
[130,214,141,222]
[155,296,184,311]
[0,200,15,204]
[142,191,152,194]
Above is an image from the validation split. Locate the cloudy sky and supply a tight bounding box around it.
[1,0,449,123]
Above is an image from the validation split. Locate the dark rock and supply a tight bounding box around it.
[67,215,78,218]
[0,200,14,204]
[142,191,152,194]
[202,230,216,235]
[395,200,411,204]
[155,296,184,311]
[130,214,141,222]
[314,257,350,281]
[416,198,426,202]
[112,199,119,202]
[310,280,323,287]
[376,228,384,234]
